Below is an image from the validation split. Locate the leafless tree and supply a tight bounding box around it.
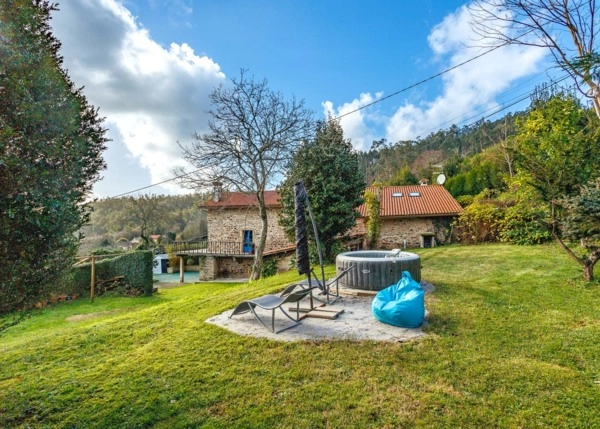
[127,194,165,246]
[177,70,314,280]
[469,0,600,118]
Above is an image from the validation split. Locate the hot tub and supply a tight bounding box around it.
[336,250,421,291]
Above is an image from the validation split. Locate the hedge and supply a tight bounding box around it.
[59,251,154,298]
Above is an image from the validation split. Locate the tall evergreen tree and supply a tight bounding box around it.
[0,0,107,317]
[278,118,365,261]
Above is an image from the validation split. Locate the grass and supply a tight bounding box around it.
[1,244,599,428]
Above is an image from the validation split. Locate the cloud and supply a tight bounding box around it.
[322,92,384,152]
[51,0,225,196]
[386,5,547,142]
[326,4,549,148]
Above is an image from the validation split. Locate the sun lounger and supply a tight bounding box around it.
[229,286,316,333]
[289,264,355,304]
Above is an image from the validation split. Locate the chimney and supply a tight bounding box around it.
[419,179,429,186]
[212,181,222,202]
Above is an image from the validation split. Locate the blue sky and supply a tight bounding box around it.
[49,0,553,197]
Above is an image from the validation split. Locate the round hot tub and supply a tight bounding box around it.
[336,250,421,291]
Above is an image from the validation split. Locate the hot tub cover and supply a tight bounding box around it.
[371,271,425,328]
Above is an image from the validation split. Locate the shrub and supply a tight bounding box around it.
[456,195,474,207]
[165,244,179,268]
[453,202,503,244]
[498,205,552,245]
[261,257,278,278]
[91,247,125,256]
[364,191,381,249]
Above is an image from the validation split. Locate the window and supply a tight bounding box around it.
[392,192,403,197]
[409,192,421,197]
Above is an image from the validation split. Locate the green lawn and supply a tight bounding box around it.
[1,244,599,428]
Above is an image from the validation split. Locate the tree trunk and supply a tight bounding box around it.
[250,193,269,281]
[583,263,594,281]
[584,79,600,120]
[582,249,600,282]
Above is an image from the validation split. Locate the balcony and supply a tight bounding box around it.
[172,239,295,257]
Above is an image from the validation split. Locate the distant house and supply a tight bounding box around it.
[149,234,162,244]
[351,184,463,249]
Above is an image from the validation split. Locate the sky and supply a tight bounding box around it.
[49,0,554,198]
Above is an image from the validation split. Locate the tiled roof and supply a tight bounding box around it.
[202,190,281,209]
[357,185,463,218]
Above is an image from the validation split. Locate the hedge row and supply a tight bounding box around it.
[58,251,154,298]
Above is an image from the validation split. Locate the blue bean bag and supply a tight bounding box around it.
[371,271,425,328]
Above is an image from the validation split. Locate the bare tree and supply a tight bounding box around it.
[127,194,165,247]
[177,70,314,280]
[469,0,600,118]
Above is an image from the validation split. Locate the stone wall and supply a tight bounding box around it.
[198,255,253,280]
[207,207,289,248]
[198,254,292,280]
[198,256,217,281]
[378,218,434,249]
[218,257,253,278]
[351,216,456,249]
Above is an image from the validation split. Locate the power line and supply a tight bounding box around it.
[105,42,550,198]
[417,73,571,146]
[110,168,202,198]
[413,74,572,152]
[333,44,504,120]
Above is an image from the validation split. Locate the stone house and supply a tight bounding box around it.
[192,188,293,280]
[351,184,463,249]
[186,184,462,280]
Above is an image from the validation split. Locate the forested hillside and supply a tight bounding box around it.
[357,112,522,189]
[80,194,207,255]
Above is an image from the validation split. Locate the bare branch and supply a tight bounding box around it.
[175,70,314,279]
[469,0,600,117]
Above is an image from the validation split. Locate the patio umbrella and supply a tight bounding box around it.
[294,181,326,288]
[294,181,310,276]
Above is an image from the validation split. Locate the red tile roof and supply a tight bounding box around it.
[202,185,462,217]
[358,185,463,218]
[202,190,281,209]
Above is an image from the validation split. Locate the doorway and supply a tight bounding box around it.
[243,230,253,254]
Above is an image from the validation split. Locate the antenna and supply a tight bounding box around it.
[436,173,446,185]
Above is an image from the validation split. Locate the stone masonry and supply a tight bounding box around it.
[206,207,288,248]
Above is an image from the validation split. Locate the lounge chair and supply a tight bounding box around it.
[289,264,355,304]
[229,286,316,333]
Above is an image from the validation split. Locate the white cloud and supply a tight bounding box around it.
[322,92,383,152]
[51,0,225,196]
[386,5,547,143]
[326,4,549,148]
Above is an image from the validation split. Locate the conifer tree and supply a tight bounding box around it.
[0,0,107,318]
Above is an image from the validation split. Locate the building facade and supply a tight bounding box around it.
[189,184,462,280]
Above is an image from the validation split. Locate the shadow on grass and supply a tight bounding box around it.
[425,312,461,337]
